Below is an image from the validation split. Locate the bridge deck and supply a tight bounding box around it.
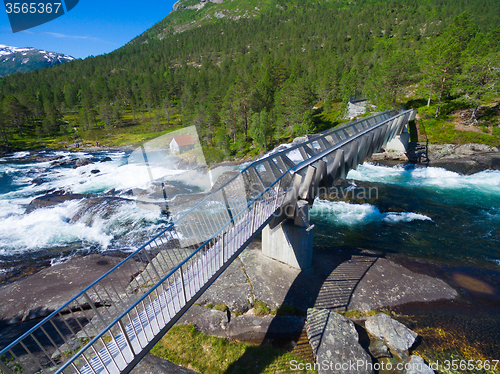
[0,109,415,374]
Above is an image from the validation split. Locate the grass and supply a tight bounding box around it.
[214,303,228,312]
[254,301,271,317]
[150,324,316,374]
[407,97,500,147]
[4,108,183,152]
[342,309,379,318]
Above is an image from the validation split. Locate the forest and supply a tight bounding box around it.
[0,0,499,161]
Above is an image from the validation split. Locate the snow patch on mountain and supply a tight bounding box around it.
[0,44,74,76]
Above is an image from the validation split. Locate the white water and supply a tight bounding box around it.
[348,163,500,195]
[310,199,432,226]
[2,150,500,271]
[0,150,204,258]
[0,200,113,255]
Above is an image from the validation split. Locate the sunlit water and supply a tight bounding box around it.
[311,163,500,269]
[2,149,500,273]
[0,149,200,278]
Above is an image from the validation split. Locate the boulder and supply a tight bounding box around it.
[72,158,94,169]
[91,169,100,174]
[306,308,373,374]
[368,339,391,359]
[25,193,87,213]
[100,157,112,163]
[130,353,198,374]
[226,314,304,342]
[364,313,417,358]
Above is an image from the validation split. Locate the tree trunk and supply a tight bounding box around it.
[427,93,431,107]
[470,105,479,124]
[244,108,248,142]
[435,70,447,119]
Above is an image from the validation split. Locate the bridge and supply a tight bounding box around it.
[0,109,416,374]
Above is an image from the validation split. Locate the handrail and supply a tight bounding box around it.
[54,108,410,373]
[0,109,412,374]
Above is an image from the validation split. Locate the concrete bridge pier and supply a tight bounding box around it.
[385,110,416,152]
[262,201,314,270]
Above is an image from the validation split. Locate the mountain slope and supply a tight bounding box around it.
[0,0,499,154]
[132,0,499,44]
[0,45,74,77]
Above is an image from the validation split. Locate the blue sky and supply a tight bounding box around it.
[0,1,178,59]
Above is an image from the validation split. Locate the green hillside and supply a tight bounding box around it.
[0,0,499,158]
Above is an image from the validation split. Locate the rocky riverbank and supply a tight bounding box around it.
[369,143,500,174]
[0,239,462,373]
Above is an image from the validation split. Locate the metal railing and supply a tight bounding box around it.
[0,109,414,374]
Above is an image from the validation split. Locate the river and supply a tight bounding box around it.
[1,148,499,367]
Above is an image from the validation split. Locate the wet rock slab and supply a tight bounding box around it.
[0,254,140,325]
[403,355,434,374]
[345,256,458,312]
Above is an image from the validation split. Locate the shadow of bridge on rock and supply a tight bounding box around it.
[223,245,383,374]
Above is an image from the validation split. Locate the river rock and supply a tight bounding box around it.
[31,177,45,185]
[429,154,500,174]
[403,355,434,374]
[91,169,100,174]
[25,193,88,213]
[364,313,417,357]
[73,158,94,168]
[69,196,132,224]
[100,157,112,163]
[29,155,62,163]
[368,339,391,359]
[306,308,373,374]
[226,314,304,342]
[51,158,77,167]
[130,353,198,374]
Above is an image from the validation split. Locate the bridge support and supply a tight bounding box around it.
[386,120,411,152]
[262,202,314,270]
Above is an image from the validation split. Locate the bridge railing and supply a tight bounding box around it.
[0,109,414,374]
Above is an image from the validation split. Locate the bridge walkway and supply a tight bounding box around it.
[0,109,415,374]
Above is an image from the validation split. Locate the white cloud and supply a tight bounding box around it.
[41,31,117,44]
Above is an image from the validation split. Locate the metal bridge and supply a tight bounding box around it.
[0,109,416,374]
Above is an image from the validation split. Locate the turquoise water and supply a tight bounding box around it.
[311,163,500,268]
[1,150,499,281]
